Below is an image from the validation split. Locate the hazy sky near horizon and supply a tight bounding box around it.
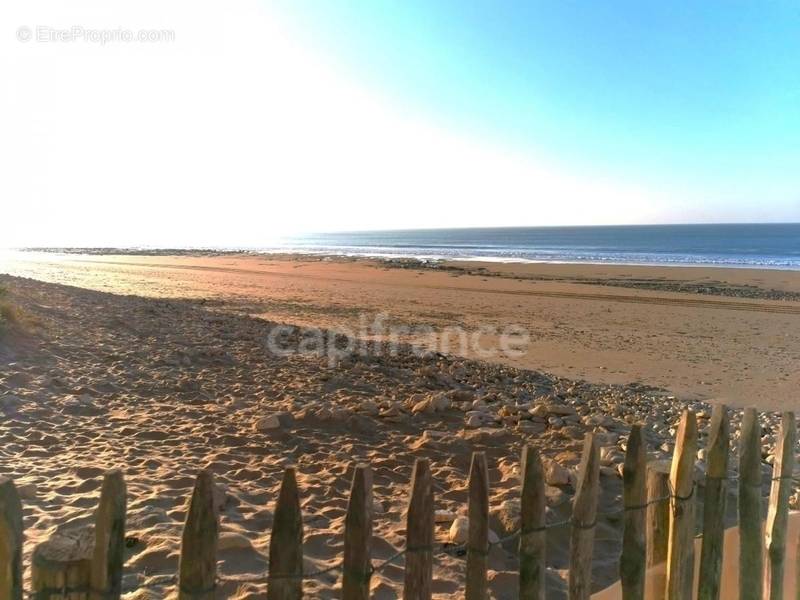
[2,1,799,247]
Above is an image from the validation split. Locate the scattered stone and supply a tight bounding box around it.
[517,420,547,435]
[492,499,520,533]
[435,509,457,524]
[449,516,469,544]
[359,400,379,415]
[544,460,571,486]
[254,415,281,430]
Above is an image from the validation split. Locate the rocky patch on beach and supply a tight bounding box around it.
[379,257,800,302]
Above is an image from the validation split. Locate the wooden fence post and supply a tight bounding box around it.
[765,411,796,600]
[178,469,219,600]
[665,409,697,600]
[342,464,373,600]
[31,529,93,600]
[739,408,763,600]
[403,458,433,600]
[620,424,646,600]
[0,477,23,600]
[268,467,304,600]
[698,404,729,600]
[568,433,600,600]
[645,459,671,600]
[796,530,800,600]
[90,469,126,600]
[466,452,489,600]
[519,445,546,600]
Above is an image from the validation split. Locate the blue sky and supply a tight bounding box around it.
[1,0,798,247]
[275,0,800,197]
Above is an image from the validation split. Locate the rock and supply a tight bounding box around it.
[448,390,474,403]
[422,429,448,440]
[411,399,432,414]
[492,499,520,532]
[254,414,282,430]
[545,485,569,507]
[435,510,457,524]
[600,447,623,466]
[373,500,384,514]
[547,404,577,416]
[530,404,549,418]
[429,394,451,412]
[517,421,547,435]
[471,399,488,411]
[466,414,484,428]
[359,400,379,416]
[544,460,571,486]
[379,404,403,419]
[449,516,469,544]
[407,393,427,408]
[561,425,584,439]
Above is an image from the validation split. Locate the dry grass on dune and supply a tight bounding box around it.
[0,284,17,330]
[0,284,38,333]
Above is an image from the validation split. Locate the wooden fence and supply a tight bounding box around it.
[0,406,796,599]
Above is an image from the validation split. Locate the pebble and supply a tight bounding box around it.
[544,460,571,486]
[449,516,469,544]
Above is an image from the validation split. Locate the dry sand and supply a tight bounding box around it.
[4,251,799,406]
[1,252,799,599]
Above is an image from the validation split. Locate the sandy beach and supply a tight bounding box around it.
[2,253,799,598]
[3,251,799,405]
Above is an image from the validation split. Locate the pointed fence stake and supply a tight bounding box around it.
[178,469,219,600]
[0,477,23,600]
[568,433,600,600]
[645,459,671,600]
[519,445,546,600]
[466,452,489,600]
[620,425,646,600]
[403,458,433,600]
[765,411,795,600]
[343,464,373,600]
[666,409,697,600]
[739,408,764,600]
[90,469,126,600]
[697,404,730,600]
[268,467,304,600]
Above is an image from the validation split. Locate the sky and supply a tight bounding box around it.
[1,0,799,247]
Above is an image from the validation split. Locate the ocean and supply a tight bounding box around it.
[269,223,800,269]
